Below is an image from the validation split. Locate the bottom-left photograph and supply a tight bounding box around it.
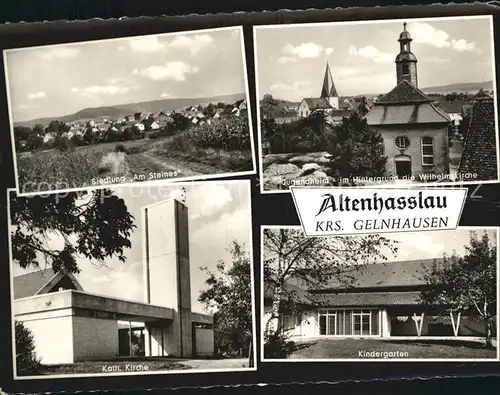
[7,179,255,379]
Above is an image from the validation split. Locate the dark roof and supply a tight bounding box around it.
[329,109,353,118]
[458,97,498,180]
[13,268,83,299]
[320,63,339,98]
[312,291,422,307]
[438,101,466,115]
[311,259,439,291]
[264,259,442,306]
[377,80,431,105]
[302,97,332,110]
[366,102,450,125]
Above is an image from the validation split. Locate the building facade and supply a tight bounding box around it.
[366,23,452,180]
[263,259,495,339]
[13,198,214,366]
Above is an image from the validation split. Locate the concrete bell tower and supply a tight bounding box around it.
[395,22,418,87]
[142,192,193,357]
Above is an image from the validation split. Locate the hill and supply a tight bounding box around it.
[420,81,494,95]
[14,93,246,128]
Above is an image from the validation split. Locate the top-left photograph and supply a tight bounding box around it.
[4,26,256,196]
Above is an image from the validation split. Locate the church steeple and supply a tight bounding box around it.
[320,62,339,109]
[395,22,418,87]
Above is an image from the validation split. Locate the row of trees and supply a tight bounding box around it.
[13,112,198,153]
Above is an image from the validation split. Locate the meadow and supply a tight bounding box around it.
[16,116,253,194]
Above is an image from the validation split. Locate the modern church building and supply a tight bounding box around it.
[12,198,214,365]
[263,259,495,339]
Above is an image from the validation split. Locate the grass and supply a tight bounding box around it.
[35,358,190,375]
[159,135,253,172]
[16,131,251,193]
[286,338,497,360]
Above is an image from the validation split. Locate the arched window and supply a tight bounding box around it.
[394,136,410,150]
[402,63,410,76]
[421,137,434,166]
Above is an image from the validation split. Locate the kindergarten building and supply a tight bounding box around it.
[263,259,495,338]
[12,197,214,365]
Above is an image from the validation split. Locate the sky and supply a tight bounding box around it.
[265,228,498,268]
[11,181,252,314]
[5,27,247,122]
[255,16,495,101]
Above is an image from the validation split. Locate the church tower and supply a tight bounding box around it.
[395,22,418,88]
[320,62,339,110]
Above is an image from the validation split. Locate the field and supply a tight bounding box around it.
[16,117,253,194]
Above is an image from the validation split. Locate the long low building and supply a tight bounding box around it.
[263,259,496,339]
[13,197,214,365]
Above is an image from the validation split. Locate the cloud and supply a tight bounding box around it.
[281,42,325,59]
[278,56,298,64]
[168,34,214,55]
[27,91,46,100]
[18,103,40,109]
[40,47,80,59]
[189,183,234,220]
[278,42,335,62]
[348,45,393,63]
[127,36,164,53]
[137,61,199,81]
[71,85,131,96]
[270,80,311,92]
[410,22,480,53]
[160,92,172,98]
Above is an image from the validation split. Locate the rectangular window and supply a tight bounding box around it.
[402,63,409,76]
[318,309,379,336]
[421,137,434,166]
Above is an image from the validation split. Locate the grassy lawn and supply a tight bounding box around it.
[37,358,191,375]
[288,338,497,360]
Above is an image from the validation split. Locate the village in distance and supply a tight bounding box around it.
[6,27,254,194]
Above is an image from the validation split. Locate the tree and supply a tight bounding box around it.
[9,189,136,274]
[420,232,497,348]
[263,228,398,336]
[26,132,44,151]
[46,120,69,137]
[172,112,190,131]
[204,103,215,117]
[261,93,279,119]
[325,113,387,185]
[198,241,253,362]
[15,321,41,375]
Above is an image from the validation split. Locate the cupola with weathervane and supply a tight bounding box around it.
[395,22,418,88]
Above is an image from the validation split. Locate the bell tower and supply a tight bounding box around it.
[320,62,339,110]
[395,22,418,87]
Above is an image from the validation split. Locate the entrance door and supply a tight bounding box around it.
[327,314,337,336]
[394,156,412,178]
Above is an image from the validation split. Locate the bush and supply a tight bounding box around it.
[173,116,251,152]
[263,331,294,359]
[15,321,41,375]
[114,143,128,153]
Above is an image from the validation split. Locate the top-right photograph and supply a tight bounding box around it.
[254,15,499,193]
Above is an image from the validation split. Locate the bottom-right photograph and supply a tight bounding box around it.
[261,226,499,362]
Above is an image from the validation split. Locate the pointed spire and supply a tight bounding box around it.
[320,62,338,98]
[403,22,407,31]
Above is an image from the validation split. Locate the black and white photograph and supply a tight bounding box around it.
[5,26,256,196]
[254,16,500,193]
[262,226,498,361]
[7,179,255,379]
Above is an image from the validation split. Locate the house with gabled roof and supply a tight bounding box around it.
[264,259,495,339]
[458,96,498,181]
[297,62,340,118]
[365,22,451,180]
